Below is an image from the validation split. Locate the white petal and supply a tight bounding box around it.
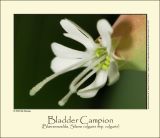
[60,19,95,50]
[97,19,113,34]
[51,57,83,73]
[107,60,120,86]
[51,42,87,59]
[97,19,113,52]
[60,19,93,39]
[63,33,95,51]
[77,70,108,98]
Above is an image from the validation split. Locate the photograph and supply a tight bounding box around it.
[14,14,147,109]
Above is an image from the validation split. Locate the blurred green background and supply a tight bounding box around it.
[14,14,147,109]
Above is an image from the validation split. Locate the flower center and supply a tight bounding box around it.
[95,47,111,71]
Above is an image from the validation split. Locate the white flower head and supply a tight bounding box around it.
[30,18,120,106]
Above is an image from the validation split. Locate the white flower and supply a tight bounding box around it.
[30,18,120,106]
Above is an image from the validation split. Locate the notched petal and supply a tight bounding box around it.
[97,19,113,52]
[50,57,83,73]
[51,42,86,59]
[60,19,95,50]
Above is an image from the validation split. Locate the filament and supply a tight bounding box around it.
[58,55,106,106]
[69,55,106,91]
[29,55,95,96]
[73,68,98,92]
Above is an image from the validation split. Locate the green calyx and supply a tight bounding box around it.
[95,48,111,71]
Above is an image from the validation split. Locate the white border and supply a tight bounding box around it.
[1,1,159,137]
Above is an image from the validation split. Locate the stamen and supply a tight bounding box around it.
[58,69,98,106]
[69,55,106,91]
[29,55,95,96]
[58,55,106,106]
[73,68,98,92]
[69,63,94,91]
[69,48,107,91]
